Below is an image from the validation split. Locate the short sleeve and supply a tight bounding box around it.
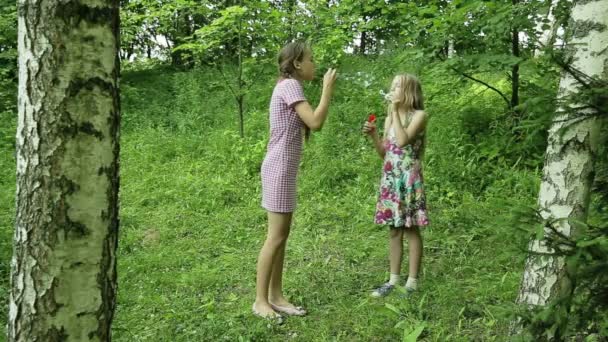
[280,79,307,108]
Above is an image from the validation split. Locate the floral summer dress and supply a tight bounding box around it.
[374,114,429,228]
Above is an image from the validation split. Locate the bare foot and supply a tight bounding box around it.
[252,301,281,319]
[269,296,307,316]
[269,296,296,308]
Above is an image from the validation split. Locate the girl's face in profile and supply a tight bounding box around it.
[296,50,315,81]
[388,76,404,103]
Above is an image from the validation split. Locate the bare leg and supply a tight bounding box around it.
[268,239,293,306]
[389,227,405,275]
[404,226,423,279]
[371,227,405,297]
[254,211,292,317]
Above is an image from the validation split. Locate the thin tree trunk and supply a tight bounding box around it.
[447,37,455,58]
[360,31,367,55]
[238,95,244,138]
[9,0,120,341]
[511,0,520,112]
[513,0,608,336]
[237,0,244,138]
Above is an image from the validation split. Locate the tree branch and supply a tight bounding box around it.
[450,66,512,108]
[216,64,239,102]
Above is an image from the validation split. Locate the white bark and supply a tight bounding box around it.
[9,0,120,341]
[447,38,455,58]
[517,0,608,309]
[535,0,559,56]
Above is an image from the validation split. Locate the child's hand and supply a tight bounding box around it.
[362,121,377,136]
[323,68,337,96]
[391,87,404,105]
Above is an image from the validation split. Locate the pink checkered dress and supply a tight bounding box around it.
[261,78,307,213]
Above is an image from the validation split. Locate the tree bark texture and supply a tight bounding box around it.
[516,0,607,309]
[9,0,120,341]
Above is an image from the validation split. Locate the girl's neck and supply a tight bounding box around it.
[389,107,414,129]
[282,73,302,82]
[393,106,414,115]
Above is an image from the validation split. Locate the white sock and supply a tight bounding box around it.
[389,273,400,285]
[405,277,418,290]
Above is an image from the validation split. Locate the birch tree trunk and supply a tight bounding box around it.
[534,0,560,56]
[8,0,120,341]
[511,0,520,111]
[447,38,455,58]
[515,0,607,320]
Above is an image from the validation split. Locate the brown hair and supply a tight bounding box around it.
[278,41,310,79]
[278,41,312,141]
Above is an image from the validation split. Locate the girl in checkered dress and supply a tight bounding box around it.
[362,74,429,298]
[253,41,337,320]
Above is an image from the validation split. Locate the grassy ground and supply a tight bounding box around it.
[0,59,542,341]
[0,108,13,342]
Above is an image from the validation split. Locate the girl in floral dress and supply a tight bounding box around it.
[362,73,429,297]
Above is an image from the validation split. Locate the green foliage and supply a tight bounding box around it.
[0,57,544,339]
[0,3,19,322]
[460,105,494,141]
[0,153,12,338]
[1,0,605,340]
[174,2,283,61]
[120,0,213,62]
[110,61,543,340]
[0,0,15,322]
[512,208,608,340]
[593,123,608,206]
[0,0,16,151]
[0,0,16,70]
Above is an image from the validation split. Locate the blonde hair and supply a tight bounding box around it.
[385,74,427,160]
[386,73,424,132]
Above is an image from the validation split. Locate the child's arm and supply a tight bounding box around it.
[391,109,427,147]
[294,98,330,131]
[363,116,388,159]
[295,69,337,131]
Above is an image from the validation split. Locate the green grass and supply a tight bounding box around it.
[0,60,542,341]
[112,130,528,341]
[0,117,13,342]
